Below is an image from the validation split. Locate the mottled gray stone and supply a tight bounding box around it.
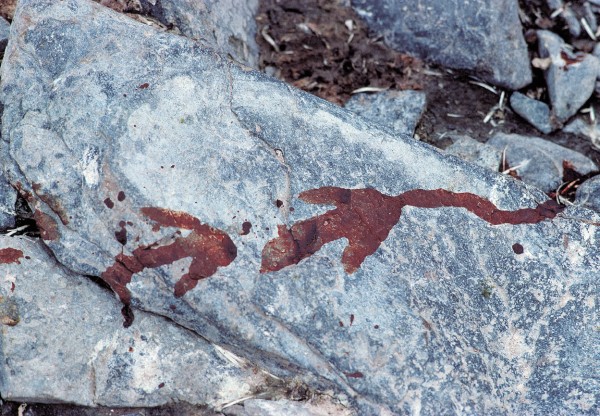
[487,133,598,193]
[1,0,598,413]
[509,92,555,134]
[237,399,352,416]
[0,236,270,407]
[576,175,600,212]
[344,90,426,138]
[0,173,15,229]
[538,30,599,122]
[0,17,9,54]
[351,0,532,89]
[444,135,502,172]
[151,0,259,67]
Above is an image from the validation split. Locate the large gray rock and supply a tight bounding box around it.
[487,133,598,193]
[538,30,600,123]
[344,90,426,138]
[444,135,503,172]
[351,0,532,90]
[0,236,270,407]
[1,0,598,413]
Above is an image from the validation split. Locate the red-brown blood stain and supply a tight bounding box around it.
[339,321,344,327]
[344,371,364,379]
[0,248,24,265]
[241,221,252,235]
[374,325,379,329]
[560,51,585,67]
[31,182,70,225]
[127,221,133,226]
[25,256,30,260]
[118,191,126,202]
[290,207,295,212]
[16,184,59,242]
[115,221,127,246]
[276,199,284,208]
[128,347,134,352]
[138,82,149,89]
[512,243,524,254]
[10,282,15,292]
[261,187,564,273]
[350,314,355,325]
[101,207,237,327]
[104,198,114,209]
[158,382,165,388]
[169,304,177,311]
[122,304,135,328]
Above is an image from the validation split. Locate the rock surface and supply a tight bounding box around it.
[350,0,532,90]
[575,175,600,212]
[344,90,426,138]
[537,30,599,123]
[444,135,503,172]
[509,92,555,134]
[0,236,271,408]
[487,133,598,193]
[94,0,259,68]
[1,0,599,414]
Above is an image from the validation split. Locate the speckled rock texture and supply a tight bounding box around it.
[0,236,270,408]
[487,133,598,193]
[344,90,426,138]
[350,0,532,90]
[444,135,503,172]
[1,0,598,414]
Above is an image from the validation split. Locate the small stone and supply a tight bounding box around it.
[563,117,600,150]
[487,133,598,193]
[509,92,555,134]
[344,90,426,138]
[575,175,600,212]
[538,30,600,122]
[445,135,502,172]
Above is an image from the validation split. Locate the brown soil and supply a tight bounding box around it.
[255,0,423,105]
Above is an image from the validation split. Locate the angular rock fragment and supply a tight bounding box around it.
[538,30,599,122]
[444,135,503,171]
[575,175,600,212]
[351,0,532,89]
[0,236,270,407]
[487,133,598,193]
[1,0,599,413]
[0,173,15,229]
[509,92,555,134]
[344,90,426,138]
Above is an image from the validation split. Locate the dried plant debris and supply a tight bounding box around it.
[256,0,422,105]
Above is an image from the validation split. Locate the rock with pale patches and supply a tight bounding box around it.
[0,236,270,407]
[0,0,598,414]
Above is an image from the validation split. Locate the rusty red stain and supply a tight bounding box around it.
[350,314,355,325]
[115,221,128,246]
[33,210,60,241]
[241,221,252,235]
[276,199,284,208]
[101,207,237,327]
[339,320,344,327]
[138,82,150,89]
[104,198,115,209]
[0,248,24,264]
[158,382,165,388]
[344,371,364,379]
[31,182,70,225]
[261,187,564,274]
[560,50,585,67]
[118,191,126,202]
[10,282,15,292]
[512,243,524,254]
